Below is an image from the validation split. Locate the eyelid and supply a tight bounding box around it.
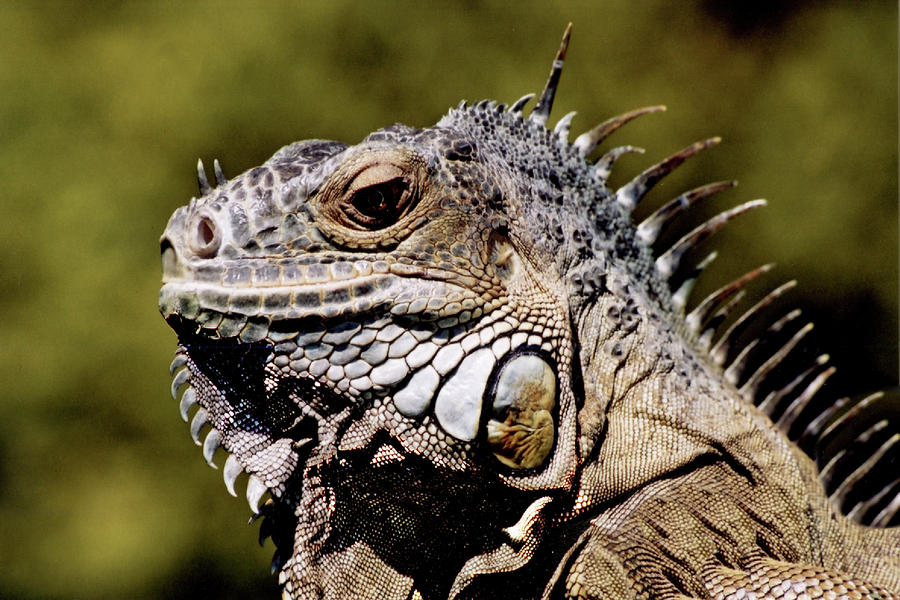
[310,147,428,250]
[346,163,405,194]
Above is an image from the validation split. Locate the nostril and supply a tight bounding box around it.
[189,214,221,258]
[198,218,215,245]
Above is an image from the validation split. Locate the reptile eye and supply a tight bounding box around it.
[337,163,415,230]
[348,179,409,227]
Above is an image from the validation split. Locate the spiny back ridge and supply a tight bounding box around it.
[462,25,899,527]
[529,23,571,126]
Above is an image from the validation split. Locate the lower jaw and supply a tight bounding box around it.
[165,318,558,599]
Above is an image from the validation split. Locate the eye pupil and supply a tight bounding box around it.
[367,190,386,212]
[355,186,388,216]
[349,179,409,227]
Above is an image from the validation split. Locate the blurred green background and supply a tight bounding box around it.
[0,1,896,598]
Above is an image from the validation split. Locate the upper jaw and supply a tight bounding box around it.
[158,273,398,342]
[160,233,402,326]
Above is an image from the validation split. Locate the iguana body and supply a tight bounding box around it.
[159,27,900,599]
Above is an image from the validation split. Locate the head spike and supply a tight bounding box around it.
[774,359,835,432]
[798,396,848,448]
[509,93,535,114]
[246,474,267,514]
[686,264,773,336]
[830,433,899,509]
[190,407,208,445]
[739,321,814,400]
[871,482,900,527]
[529,23,572,126]
[573,105,666,156]
[756,352,827,416]
[594,146,644,181]
[554,111,577,141]
[179,386,197,421]
[723,308,801,386]
[849,477,900,524]
[202,428,221,468]
[636,181,736,246]
[213,159,227,186]
[197,158,212,195]
[170,367,189,399]
[696,290,746,352]
[818,391,884,446]
[616,138,721,213]
[656,199,766,280]
[671,251,717,313]
[820,420,890,491]
[710,280,797,367]
[223,453,242,497]
[169,353,187,374]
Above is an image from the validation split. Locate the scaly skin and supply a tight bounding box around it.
[160,27,900,599]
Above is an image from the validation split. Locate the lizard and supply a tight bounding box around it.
[159,25,900,599]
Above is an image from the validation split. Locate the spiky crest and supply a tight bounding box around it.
[510,27,899,526]
[529,23,571,126]
[213,158,227,186]
[174,28,900,557]
[573,105,666,156]
[197,158,212,195]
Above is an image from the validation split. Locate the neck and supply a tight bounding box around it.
[570,283,813,517]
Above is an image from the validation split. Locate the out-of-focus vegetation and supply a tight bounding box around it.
[0,2,895,598]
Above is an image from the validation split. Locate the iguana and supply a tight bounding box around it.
[159,25,900,599]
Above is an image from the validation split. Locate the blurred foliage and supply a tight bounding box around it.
[0,1,895,598]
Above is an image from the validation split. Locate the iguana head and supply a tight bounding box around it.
[159,89,590,595]
[159,26,851,599]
